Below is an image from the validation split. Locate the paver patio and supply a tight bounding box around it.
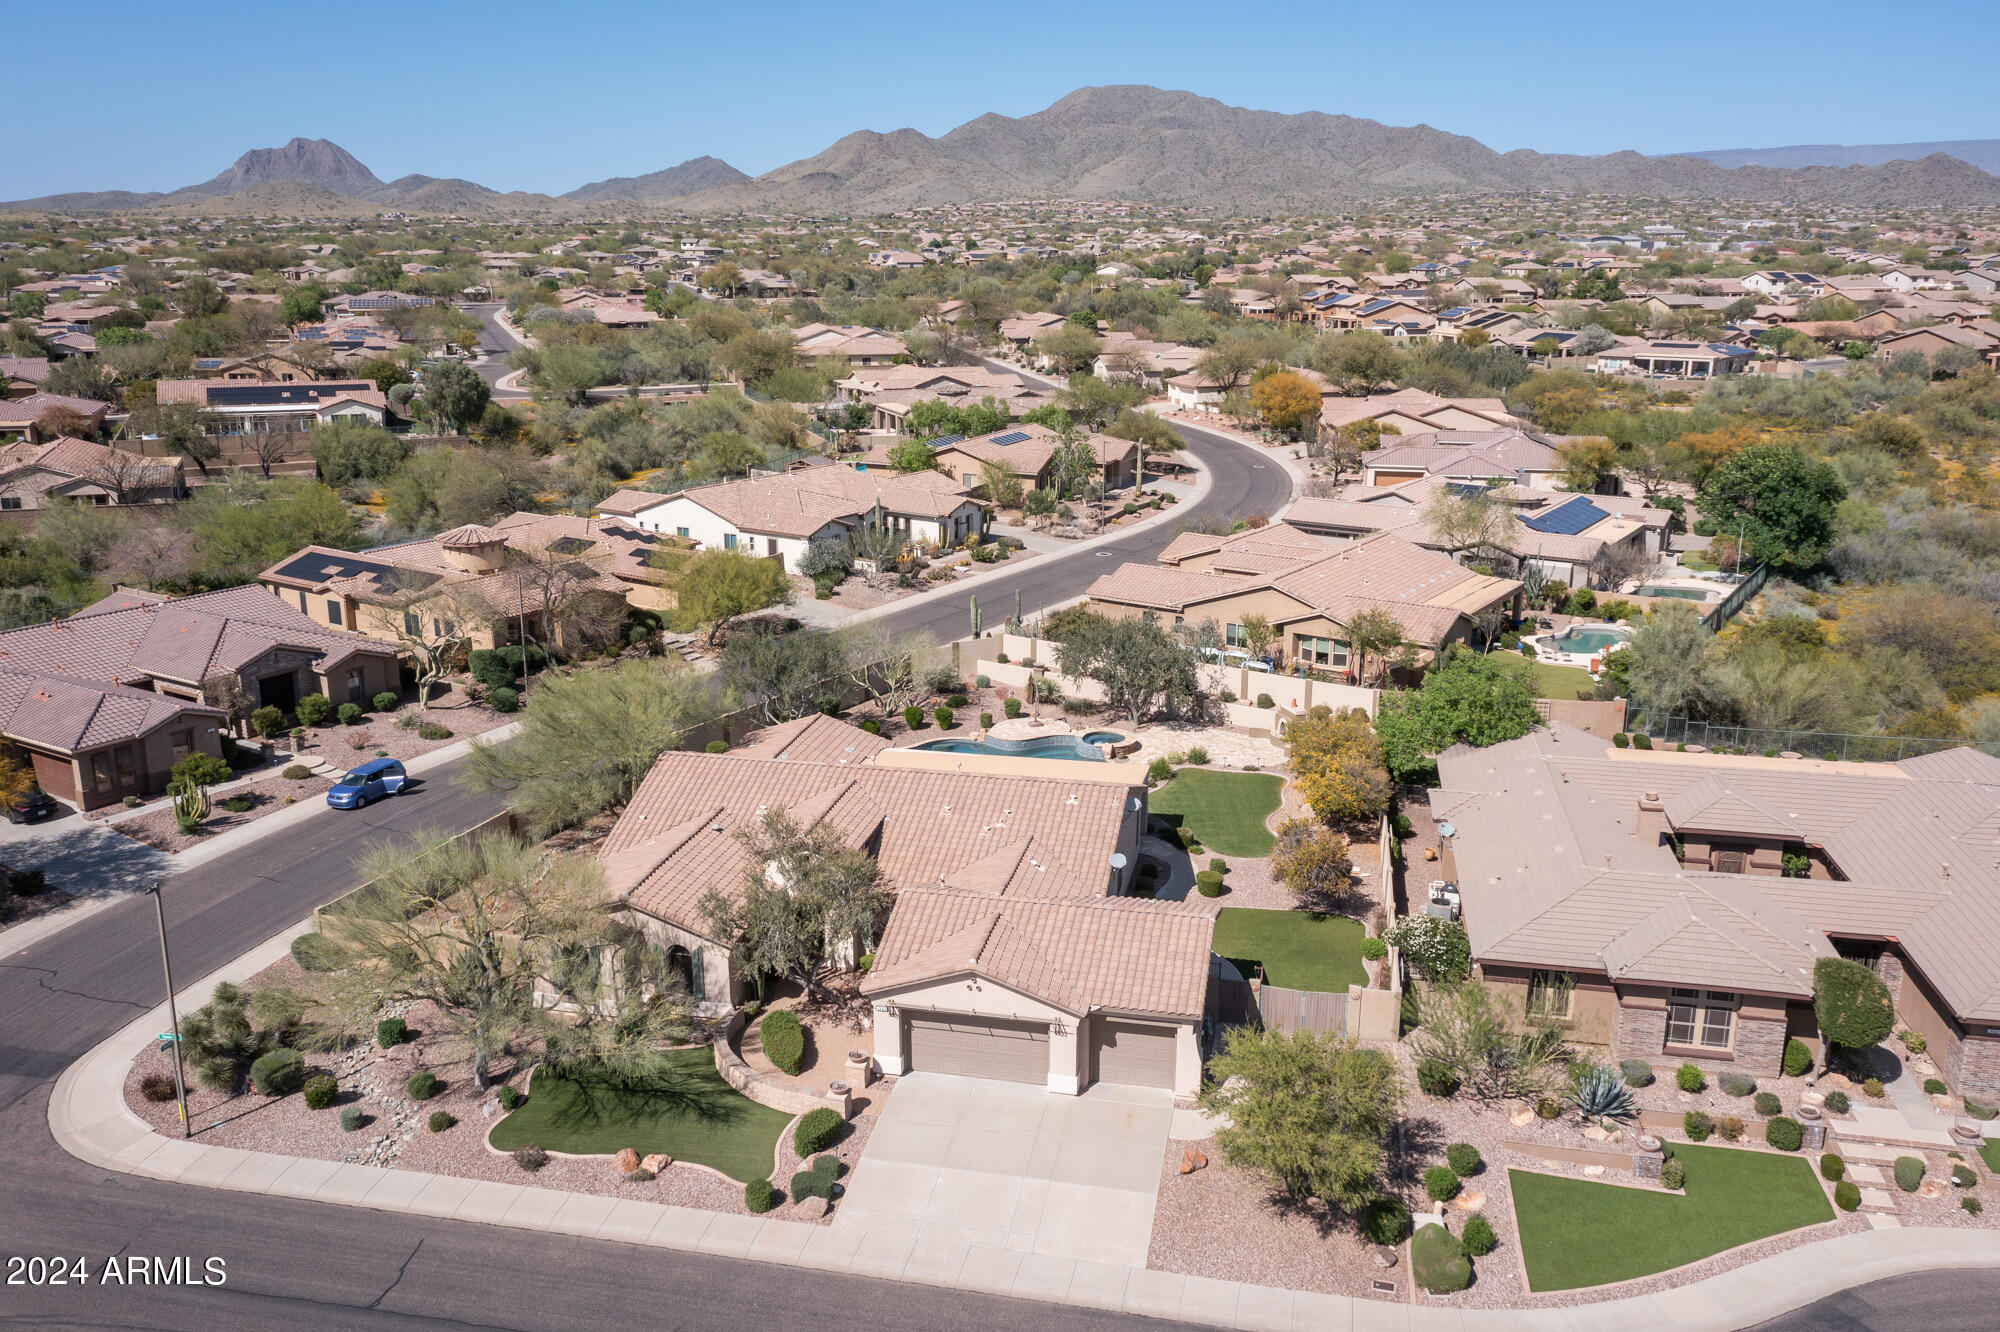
[833,1072,1172,1266]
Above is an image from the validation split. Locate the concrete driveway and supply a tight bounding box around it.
[833,1072,1173,1266]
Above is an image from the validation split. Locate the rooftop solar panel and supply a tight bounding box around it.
[1519,496,1609,537]
[271,551,399,584]
[988,431,1030,446]
[923,433,964,448]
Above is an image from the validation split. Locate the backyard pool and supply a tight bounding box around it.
[910,731,1127,761]
[1544,624,1632,655]
[1635,585,1718,602]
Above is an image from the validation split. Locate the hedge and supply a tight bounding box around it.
[1411,1224,1470,1294]
[793,1107,843,1157]
[1894,1155,1925,1192]
[1835,1180,1861,1211]
[1765,1116,1803,1151]
[745,1179,779,1213]
[761,1010,806,1075]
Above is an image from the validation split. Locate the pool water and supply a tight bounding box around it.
[1547,626,1631,654]
[1636,585,1716,601]
[911,731,1125,761]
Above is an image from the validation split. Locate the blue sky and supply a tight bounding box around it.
[11,0,1997,198]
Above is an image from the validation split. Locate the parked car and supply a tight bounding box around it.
[5,786,58,824]
[326,758,408,810]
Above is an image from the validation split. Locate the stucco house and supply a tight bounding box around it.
[0,437,187,513]
[1432,727,2000,1095]
[601,716,1214,1095]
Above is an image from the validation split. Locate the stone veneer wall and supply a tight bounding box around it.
[1612,995,1785,1076]
[712,1010,850,1118]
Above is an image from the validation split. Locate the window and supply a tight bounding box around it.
[404,611,421,636]
[1526,970,1575,1020]
[1665,988,1736,1050]
[1297,636,1350,668]
[723,533,738,551]
[91,752,114,793]
[675,526,690,539]
[90,494,110,506]
[0,497,18,510]
[346,669,364,701]
[170,729,193,760]
[1224,623,1246,648]
[113,746,136,786]
[326,599,343,626]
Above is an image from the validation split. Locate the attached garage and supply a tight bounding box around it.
[1089,1018,1179,1089]
[905,1013,1050,1084]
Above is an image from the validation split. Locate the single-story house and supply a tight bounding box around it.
[0,437,187,513]
[0,393,111,443]
[1592,340,1754,379]
[918,423,1138,495]
[1433,728,2000,1095]
[1355,428,1571,490]
[794,323,908,367]
[153,378,389,441]
[1320,389,1525,438]
[837,365,1052,432]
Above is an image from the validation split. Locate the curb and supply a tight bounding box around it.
[48,907,2000,1331]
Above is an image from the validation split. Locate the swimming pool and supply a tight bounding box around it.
[910,731,1126,761]
[1635,585,1717,602]
[1546,625,1632,655]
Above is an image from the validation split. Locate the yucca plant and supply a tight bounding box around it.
[1569,1064,1637,1125]
[171,773,211,835]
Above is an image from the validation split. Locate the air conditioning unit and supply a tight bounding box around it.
[1425,880,1461,921]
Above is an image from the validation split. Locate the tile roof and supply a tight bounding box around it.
[736,714,891,766]
[0,436,182,488]
[604,750,1138,936]
[1433,726,2000,1018]
[862,887,1215,1019]
[660,465,980,538]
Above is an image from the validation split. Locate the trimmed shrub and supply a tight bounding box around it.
[903,705,924,730]
[790,1153,839,1202]
[1461,1214,1496,1256]
[1894,1155,1925,1192]
[1964,1196,1984,1215]
[1445,1143,1482,1177]
[1824,1090,1851,1114]
[744,1179,779,1213]
[1753,1091,1782,1117]
[290,932,339,972]
[1821,1153,1845,1181]
[1924,1078,1948,1096]
[283,764,314,780]
[429,1111,455,1133]
[980,711,994,729]
[1835,1181,1861,1211]
[946,693,969,708]
[340,1107,365,1132]
[1195,870,1224,897]
[626,1168,655,1182]
[1719,1071,1756,1098]
[488,686,519,713]
[794,1107,843,1157]
[1416,1058,1461,1098]
[1766,1117,1804,1152]
[250,704,286,737]
[337,702,364,726]
[1900,1029,1929,1054]
[497,1086,524,1111]
[296,693,332,726]
[303,1074,339,1110]
[933,706,954,729]
[377,1017,408,1048]
[860,718,882,735]
[1684,1111,1714,1142]
[1676,1063,1705,1093]
[1717,1116,1745,1142]
[761,1010,806,1075]
[171,752,232,787]
[1360,937,1388,961]
[1424,1165,1460,1202]
[372,692,399,714]
[1863,1077,1885,1099]
[1004,697,1023,719]
[1411,1223,1470,1294]
[417,722,452,741]
[1536,1097,1561,1119]
[1783,1037,1813,1077]
[407,1070,440,1101]
[250,1048,305,1097]
[1186,746,1210,765]
[1952,1163,1977,1188]
[1633,733,1653,749]
[1209,857,1227,874]
[141,1073,178,1102]
[512,1143,549,1172]
[469,649,515,690]
[220,795,253,813]
[1359,1197,1410,1245]
[705,739,729,754]
[1612,732,1631,748]
[1660,1158,1687,1190]
[1619,1059,1654,1088]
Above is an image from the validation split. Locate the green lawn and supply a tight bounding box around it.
[488,1048,793,1183]
[1213,907,1367,991]
[1980,1137,2000,1176]
[1510,1144,1835,1291]
[1150,770,1284,856]
[1494,652,1597,701]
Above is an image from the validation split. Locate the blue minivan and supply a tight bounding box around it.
[326,758,408,809]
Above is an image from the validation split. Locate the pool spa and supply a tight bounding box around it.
[909,730,1130,762]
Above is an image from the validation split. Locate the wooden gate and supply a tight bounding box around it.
[1258,984,1348,1036]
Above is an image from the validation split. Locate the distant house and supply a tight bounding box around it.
[998,311,1066,346]
[1876,324,1999,366]
[153,379,388,448]
[919,423,1138,495]
[1353,428,1569,490]
[0,437,186,514]
[0,393,111,443]
[1591,340,1753,379]
[0,356,53,398]
[838,365,1051,432]
[792,323,908,367]
[1740,271,1825,298]
[595,466,986,572]
[1319,389,1524,438]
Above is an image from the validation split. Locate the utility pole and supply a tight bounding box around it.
[147,882,191,1139]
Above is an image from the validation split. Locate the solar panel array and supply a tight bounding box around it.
[923,434,964,448]
[989,431,1030,446]
[1519,496,1609,537]
[271,551,399,583]
[203,381,371,407]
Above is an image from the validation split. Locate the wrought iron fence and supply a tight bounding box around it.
[1701,563,1768,631]
[1640,715,1995,763]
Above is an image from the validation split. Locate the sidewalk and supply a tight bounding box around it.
[50,903,2000,1332]
[0,722,521,963]
[1144,404,1311,513]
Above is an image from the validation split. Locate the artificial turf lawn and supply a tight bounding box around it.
[1494,652,1599,700]
[1980,1137,2000,1176]
[1213,907,1367,992]
[1509,1143,1835,1291]
[487,1048,791,1183]
[1149,769,1284,857]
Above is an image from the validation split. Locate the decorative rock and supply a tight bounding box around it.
[1583,1165,1606,1176]
[1451,1190,1486,1212]
[641,1153,670,1174]
[1931,1094,1958,1113]
[1372,1246,1398,1269]
[614,1147,640,1174]
[1918,1179,1947,1199]
[1582,1125,1609,1142]
[794,1195,830,1220]
[1800,1091,1825,1110]
[1509,1108,1536,1128]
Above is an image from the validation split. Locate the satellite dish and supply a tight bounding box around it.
[1109,852,1129,869]
[1437,821,1457,839]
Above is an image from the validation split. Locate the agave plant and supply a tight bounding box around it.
[1570,1063,1637,1125]
[171,773,211,834]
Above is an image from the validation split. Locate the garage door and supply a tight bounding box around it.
[1089,1019,1178,1089]
[905,1014,1049,1084]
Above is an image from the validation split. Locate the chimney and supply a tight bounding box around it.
[1636,792,1666,848]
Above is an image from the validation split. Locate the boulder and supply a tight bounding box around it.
[794,1195,830,1220]
[614,1147,640,1174]
[1583,1165,1606,1176]
[1509,1108,1536,1128]
[641,1153,671,1174]
[1451,1190,1486,1213]
[1372,1246,1398,1269]
[1582,1125,1610,1142]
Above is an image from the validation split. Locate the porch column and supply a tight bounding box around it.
[1047,1018,1083,1095]
[873,1003,907,1076]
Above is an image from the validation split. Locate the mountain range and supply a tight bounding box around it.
[9,92,2000,215]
